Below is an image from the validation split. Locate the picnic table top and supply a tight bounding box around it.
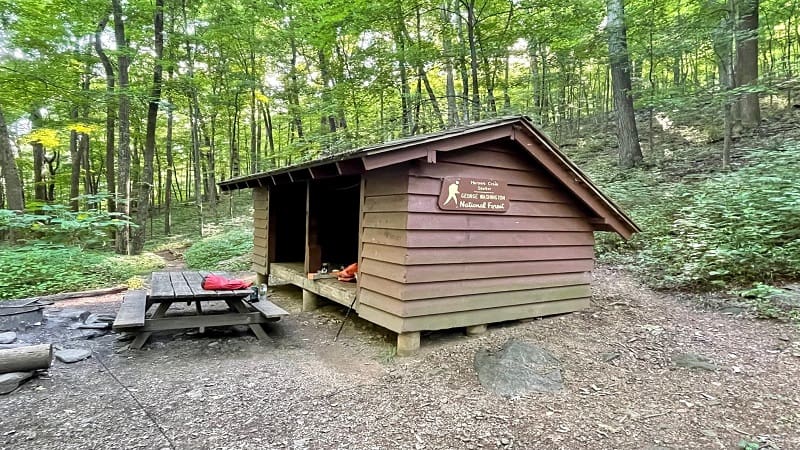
[149,271,254,301]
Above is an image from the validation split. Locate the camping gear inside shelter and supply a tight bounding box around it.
[219,116,639,355]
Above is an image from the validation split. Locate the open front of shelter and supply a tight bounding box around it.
[219,116,639,355]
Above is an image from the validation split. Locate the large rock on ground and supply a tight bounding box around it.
[54,348,92,363]
[671,353,719,371]
[0,372,34,395]
[475,339,563,396]
[0,331,17,344]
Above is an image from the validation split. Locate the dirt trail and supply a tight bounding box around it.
[1,266,798,449]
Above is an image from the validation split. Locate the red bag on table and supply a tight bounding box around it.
[202,274,253,290]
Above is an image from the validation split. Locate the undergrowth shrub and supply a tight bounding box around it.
[0,198,132,248]
[184,227,253,271]
[0,244,164,300]
[594,142,800,289]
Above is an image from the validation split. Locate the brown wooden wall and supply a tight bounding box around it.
[358,144,595,333]
[252,187,270,274]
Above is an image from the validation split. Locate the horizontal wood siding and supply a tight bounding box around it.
[360,258,594,283]
[359,272,591,301]
[361,243,594,265]
[251,187,269,273]
[363,229,594,247]
[360,284,590,317]
[357,145,595,333]
[359,298,591,332]
[358,166,410,310]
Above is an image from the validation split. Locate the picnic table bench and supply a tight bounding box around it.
[113,271,288,349]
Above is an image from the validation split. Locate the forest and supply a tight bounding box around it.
[0,0,798,313]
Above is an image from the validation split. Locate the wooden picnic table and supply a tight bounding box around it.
[113,271,288,349]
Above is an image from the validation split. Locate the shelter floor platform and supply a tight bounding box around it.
[270,262,357,308]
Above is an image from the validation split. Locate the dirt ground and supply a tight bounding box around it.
[1,266,799,450]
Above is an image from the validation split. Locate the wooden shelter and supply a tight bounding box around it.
[219,116,639,355]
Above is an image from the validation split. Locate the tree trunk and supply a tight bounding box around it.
[318,48,338,134]
[165,99,174,235]
[80,66,94,205]
[43,151,59,202]
[735,0,760,128]
[0,344,52,374]
[528,41,540,119]
[441,2,458,126]
[250,86,258,172]
[131,0,163,255]
[455,1,470,122]
[503,53,511,111]
[69,107,81,211]
[606,0,643,169]
[205,118,217,210]
[261,103,275,166]
[394,14,412,136]
[0,105,24,210]
[715,0,736,169]
[464,0,481,121]
[288,29,304,140]
[95,15,116,214]
[112,0,131,254]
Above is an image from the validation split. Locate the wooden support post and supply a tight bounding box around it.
[195,301,205,334]
[130,302,171,349]
[225,299,269,341]
[396,331,420,357]
[465,324,487,336]
[304,181,322,275]
[256,272,268,287]
[302,290,321,312]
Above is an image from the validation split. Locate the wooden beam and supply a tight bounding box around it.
[335,159,364,175]
[426,150,437,164]
[362,125,512,170]
[309,163,339,179]
[304,181,321,274]
[356,175,366,307]
[140,312,267,331]
[273,173,292,185]
[512,131,633,239]
[290,168,312,182]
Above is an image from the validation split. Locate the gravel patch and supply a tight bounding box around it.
[1,266,798,449]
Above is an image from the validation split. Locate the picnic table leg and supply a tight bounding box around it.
[225,298,269,341]
[195,301,205,333]
[131,302,171,349]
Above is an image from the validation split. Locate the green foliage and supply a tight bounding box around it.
[737,283,800,322]
[738,439,761,450]
[184,227,253,272]
[595,141,800,290]
[0,197,133,248]
[0,244,164,300]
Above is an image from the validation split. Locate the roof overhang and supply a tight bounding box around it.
[219,116,640,239]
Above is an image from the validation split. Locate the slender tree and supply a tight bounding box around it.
[0,105,25,211]
[94,15,116,214]
[131,0,164,254]
[735,0,760,128]
[606,0,643,168]
[112,0,132,254]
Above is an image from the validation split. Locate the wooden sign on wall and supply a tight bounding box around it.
[438,177,510,213]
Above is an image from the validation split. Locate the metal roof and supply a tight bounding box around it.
[218,115,641,238]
